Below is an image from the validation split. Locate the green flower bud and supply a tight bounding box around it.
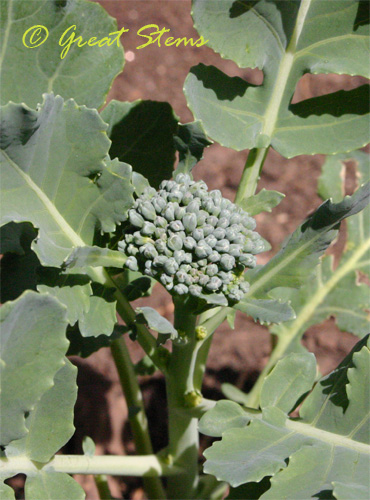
[168,190,183,203]
[208,251,221,263]
[241,215,256,230]
[141,243,158,259]
[160,273,172,285]
[134,232,152,246]
[127,244,139,256]
[195,325,208,340]
[206,215,218,227]
[182,191,193,205]
[229,244,242,257]
[153,255,167,267]
[174,283,188,295]
[195,242,212,259]
[140,201,156,221]
[184,390,203,408]
[153,197,166,213]
[233,235,245,245]
[243,240,255,253]
[205,234,217,248]
[174,249,187,264]
[202,224,214,237]
[186,199,200,214]
[168,234,183,251]
[175,206,186,220]
[217,217,229,229]
[230,213,241,225]
[220,254,235,271]
[155,239,167,253]
[215,239,230,253]
[164,258,179,275]
[199,274,210,286]
[164,205,175,221]
[126,256,138,271]
[192,228,204,241]
[220,209,231,219]
[189,284,202,297]
[155,216,167,228]
[213,227,226,239]
[183,236,196,250]
[225,227,237,241]
[239,254,256,267]
[141,221,156,236]
[118,240,126,252]
[206,276,222,291]
[169,220,184,232]
[176,269,187,282]
[197,210,208,226]
[129,209,145,228]
[183,212,197,232]
[206,264,218,277]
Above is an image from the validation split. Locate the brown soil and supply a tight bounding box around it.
[8,2,369,499]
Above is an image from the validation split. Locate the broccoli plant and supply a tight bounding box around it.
[0,1,369,499]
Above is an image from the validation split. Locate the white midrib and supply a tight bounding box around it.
[2,149,106,283]
[281,237,370,350]
[286,418,370,455]
[261,0,312,138]
[3,149,86,248]
[0,0,13,69]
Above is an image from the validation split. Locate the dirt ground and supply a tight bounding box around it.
[8,1,369,499]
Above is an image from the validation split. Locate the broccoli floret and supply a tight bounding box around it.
[118,174,265,305]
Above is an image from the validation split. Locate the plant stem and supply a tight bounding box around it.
[166,298,199,500]
[0,455,183,477]
[94,475,113,500]
[246,236,370,409]
[234,147,269,205]
[107,273,167,373]
[110,337,166,500]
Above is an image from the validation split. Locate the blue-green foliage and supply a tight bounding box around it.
[119,174,264,304]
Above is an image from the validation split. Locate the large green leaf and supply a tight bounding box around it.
[0,291,68,446]
[259,352,316,413]
[136,306,178,345]
[245,182,370,299]
[102,100,212,188]
[25,471,85,500]
[102,100,179,189]
[174,120,212,177]
[0,94,134,269]
[268,151,369,354]
[0,0,124,108]
[185,0,369,156]
[5,360,77,463]
[240,189,285,216]
[201,336,370,497]
[0,223,39,302]
[0,481,14,500]
[234,298,295,325]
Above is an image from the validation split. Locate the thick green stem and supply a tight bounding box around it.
[166,298,199,500]
[0,455,183,477]
[234,147,269,205]
[94,475,113,500]
[110,337,166,500]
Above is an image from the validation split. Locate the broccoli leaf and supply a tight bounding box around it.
[0,94,134,269]
[0,0,124,109]
[201,337,370,497]
[185,0,369,156]
[0,291,68,446]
